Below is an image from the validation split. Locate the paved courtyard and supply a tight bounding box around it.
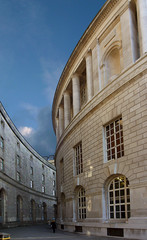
[1,224,137,240]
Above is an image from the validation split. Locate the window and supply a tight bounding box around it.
[30,155,33,161]
[0,158,4,171]
[53,190,55,196]
[16,155,20,167]
[42,174,45,183]
[17,142,20,148]
[78,187,86,219]
[30,180,34,188]
[42,164,44,170]
[53,180,55,187]
[0,136,4,149]
[74,142,83,175]
[105,117,124,161]
[17,172,21,182]
[42,186,45,193]
[30,167,33,175]
[1,120,4,128]
[108,176,130,219]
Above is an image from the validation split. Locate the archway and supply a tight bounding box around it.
[0,188,6,224]
[30,199,36,222]
[42,202,47,221]
[61,193,66,221]
[17,195,23,222]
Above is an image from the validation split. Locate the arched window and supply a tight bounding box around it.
[42,202,47,221]
[78,187,86,219]
[105,48,121,83]
[0,189,6,224]
[108,176,130,219]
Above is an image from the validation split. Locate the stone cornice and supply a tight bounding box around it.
[55,54,147,156]
[0,171,56,201]
[0,103,56,171]
[52,0,122,132]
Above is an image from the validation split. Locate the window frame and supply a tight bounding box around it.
[104,117,124,162]
[108,176,130,220]
[74,142,83,176]
[42,174,45,183]
[16,155,21,167]
[0,136,4,149]
[42,186,45,193]
[0,158,4,171]
[30,180,34,188]
[30,167,33,175]
[78,187,86,220]
[17,171,21,182]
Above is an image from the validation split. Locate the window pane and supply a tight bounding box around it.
[109,177,130,220]
[105,117,124,161]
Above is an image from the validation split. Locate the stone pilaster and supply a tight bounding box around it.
[59,105,64,137]
[137,0,147,55]
[85,51,93,101]
[72,74,81,117]
[64,91,71,128]
[56,118,59,142]
[120,2,138,66]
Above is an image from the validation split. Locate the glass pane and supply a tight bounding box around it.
[120,190,124,196]
[116,212,120,218]
[121,205,125,211]
[110,206,114,212]
[109,192,113,198]
[110,213,114,218]
[116,205,119,211]
[127,205,130,211]
[121,212,125,218]
[110,183,113,190]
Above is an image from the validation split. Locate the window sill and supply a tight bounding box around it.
[104,219,129,224]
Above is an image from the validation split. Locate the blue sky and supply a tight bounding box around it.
[0,0,106,156]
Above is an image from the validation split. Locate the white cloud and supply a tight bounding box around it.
[19,126,34,137]
[40,58,64,105]
[21,103,39,117]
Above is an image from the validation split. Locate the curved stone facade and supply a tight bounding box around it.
[52,0,147,239]
[0,103,56,227]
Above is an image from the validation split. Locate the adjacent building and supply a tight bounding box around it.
[0,102,56,227]
[52,0,147,239]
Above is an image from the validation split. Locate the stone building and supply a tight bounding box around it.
[52,0,147,239]
[0,102,56,227]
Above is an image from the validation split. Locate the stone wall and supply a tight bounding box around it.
[0,103,56,227]
[52,0,147,239]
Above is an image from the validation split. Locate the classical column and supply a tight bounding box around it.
[64,91,71,128]
[120,3,136,66]
[97,39,102,91]
[59,105,64,137]
[56,118,59,142]
[85,50,93,101]
[72,74,81,117]
[137,0,147,55]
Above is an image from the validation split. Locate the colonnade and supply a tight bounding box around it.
[56,51,94,141]
[55,0,147,142]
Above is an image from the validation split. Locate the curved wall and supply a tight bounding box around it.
[0,103,56,226]
[52,0,147,239]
